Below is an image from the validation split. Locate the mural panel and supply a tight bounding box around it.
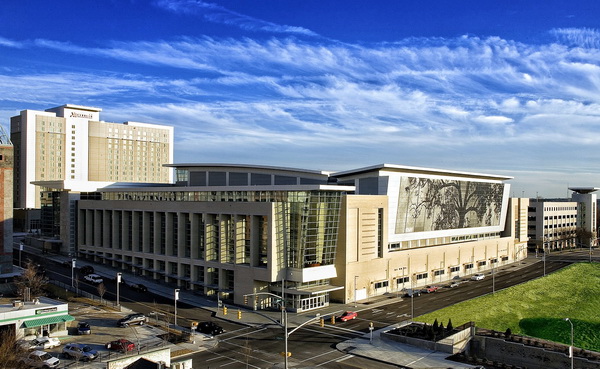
[395,177,505,234]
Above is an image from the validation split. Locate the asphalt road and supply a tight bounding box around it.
[13,244,598,369]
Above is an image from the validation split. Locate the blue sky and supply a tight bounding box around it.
[2,1,600,197]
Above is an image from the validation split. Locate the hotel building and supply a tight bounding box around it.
[10,104,174,210]
[75,163,529,312]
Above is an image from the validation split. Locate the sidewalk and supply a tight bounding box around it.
[39,250,544,368]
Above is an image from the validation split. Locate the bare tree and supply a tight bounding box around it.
[14,260,48,298]
[97,283,106,303]
[0,331,29,369]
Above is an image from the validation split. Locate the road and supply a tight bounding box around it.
[12,243,598,368]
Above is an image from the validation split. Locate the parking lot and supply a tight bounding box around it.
[35,300,199,368]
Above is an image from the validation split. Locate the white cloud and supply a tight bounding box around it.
[3,32,600,196]
[154,0,318,37]
[473,115,514,125]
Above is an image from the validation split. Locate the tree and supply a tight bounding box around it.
[437,322,445,335]
[447,319,453,332]
[504,328,512,339]
[97,283,106,303]
[0,331,29,369]
[14,260,48,298]
[433,318,439,330]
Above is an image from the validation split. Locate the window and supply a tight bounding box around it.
[416,272,428,280]
[374,281,389,289]
[478,261,487,267]
[464,263,473,270]
[396,276,409,285]
[449,266,460,273]
[433,269,445,276]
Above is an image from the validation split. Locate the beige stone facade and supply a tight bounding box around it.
[75,163,528,312]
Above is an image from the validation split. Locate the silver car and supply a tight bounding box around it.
[20,350,60,368]
[62,343,98,362]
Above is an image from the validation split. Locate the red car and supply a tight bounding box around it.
[424,285,440,293]
[337,311,358,322]
[105,339,135,352]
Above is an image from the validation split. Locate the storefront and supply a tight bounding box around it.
[0,297,73,339]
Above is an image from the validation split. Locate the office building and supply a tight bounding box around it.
[10,104,174,212]
[527,200,578,252]
[526,188,597,253]
[75,163,528,312]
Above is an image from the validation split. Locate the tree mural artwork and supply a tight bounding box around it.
[396,177,505,233]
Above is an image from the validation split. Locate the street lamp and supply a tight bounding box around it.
[71,258,76,288]
[410,275,415,321]
[564,318,574,369]
[116,272,122,307]
[354,276,358,307]
[18,243,23,268]
[174,289,180,326]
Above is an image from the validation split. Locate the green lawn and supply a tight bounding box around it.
[416,262,600,351]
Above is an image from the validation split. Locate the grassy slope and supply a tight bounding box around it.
[416,263,600,350]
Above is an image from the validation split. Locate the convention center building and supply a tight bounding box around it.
[74,163,529,312]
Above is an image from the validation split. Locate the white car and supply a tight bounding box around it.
[26,337,61,350]
[84,273,104,284]
[20,350,60,368]
[471,273,485,281]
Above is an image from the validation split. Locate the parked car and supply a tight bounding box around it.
[337,311,358,322]
[117,313,147,327]
[78,265,94,276]
[128,283,148,292]
[62,343,98,361]
[83,273,104,284]
[403,288,421,297]
[25,337,61,350]
[197,321,224,336]
[424,285,440,293]
[449,281,460,288]
[20,350,60,368]
[105,339,135,352]
[77,321,91,335]
[471,273,485,281]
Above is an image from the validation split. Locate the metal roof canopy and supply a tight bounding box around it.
[22,314,75,328]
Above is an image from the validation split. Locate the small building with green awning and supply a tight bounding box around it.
[0,296,71,339]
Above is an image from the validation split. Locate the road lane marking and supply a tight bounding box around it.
[336,354,354,362]
[317,354,355,366]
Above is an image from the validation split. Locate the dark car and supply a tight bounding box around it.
[198,321,224,336]
[78,265,94,276]
[128,283,148,292]
[105,339,135,352]
[403,288,421,297]
[77,321,91,335]
[117,313,147,327]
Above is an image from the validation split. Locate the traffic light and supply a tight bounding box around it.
[223,306,228,315]
[369,322,374,329]
[320,318,324,327]
[331,315,335,324]
[238,310,242,319]
[244,295,248,305]
[280,352,292,357]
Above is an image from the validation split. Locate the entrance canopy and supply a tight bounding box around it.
[22,314,74,328]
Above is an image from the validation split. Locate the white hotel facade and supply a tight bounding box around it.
[75,163,529,312]
[10,104,174,210]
